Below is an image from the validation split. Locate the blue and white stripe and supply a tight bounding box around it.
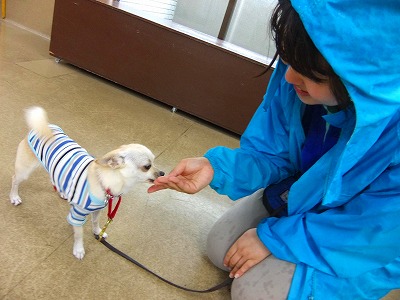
[28,125,106,226]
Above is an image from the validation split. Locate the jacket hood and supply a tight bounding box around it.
[291,0,400,205]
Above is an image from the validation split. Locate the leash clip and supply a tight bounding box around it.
[104,192,114,206]
[98,218,113,241]
[97,191,122,242]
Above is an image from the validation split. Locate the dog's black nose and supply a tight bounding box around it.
[159,171,165,176]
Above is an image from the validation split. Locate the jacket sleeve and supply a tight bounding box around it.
[257,162,400,277]
[204,61,299,200]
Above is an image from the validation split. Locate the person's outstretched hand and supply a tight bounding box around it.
[147,157,214,194]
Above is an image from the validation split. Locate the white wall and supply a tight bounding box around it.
[225,0,276,58]
[173,0,276,58]
[173,0,229,37]
[117,0,177,21]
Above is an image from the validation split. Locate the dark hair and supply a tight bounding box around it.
[267,0,351,109]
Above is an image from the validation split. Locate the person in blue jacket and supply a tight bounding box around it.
[148,0,400,298]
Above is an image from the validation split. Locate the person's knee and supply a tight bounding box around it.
[206,224,229,271]
[206,190,267,271]
[231,257,295,300]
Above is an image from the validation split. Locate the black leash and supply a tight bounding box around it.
[95,235,233,293]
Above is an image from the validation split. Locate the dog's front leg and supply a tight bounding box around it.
[91,210,108,239]
[73,225,85,260]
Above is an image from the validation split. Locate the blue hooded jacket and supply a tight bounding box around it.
[204,0,400,298]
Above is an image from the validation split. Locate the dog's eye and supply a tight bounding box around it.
[142,164,151,172]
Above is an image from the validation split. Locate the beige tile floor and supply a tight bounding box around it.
[1,20,399,300]
[0,20,237,300]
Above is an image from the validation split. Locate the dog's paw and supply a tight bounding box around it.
[10,196,22,206]
[73,243,85,260]
[58,193,68,200]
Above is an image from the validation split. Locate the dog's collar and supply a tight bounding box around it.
[104,188,122,205]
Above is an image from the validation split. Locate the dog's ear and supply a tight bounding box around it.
[97,154,125,169]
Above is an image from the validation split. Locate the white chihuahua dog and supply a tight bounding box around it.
[9,107,163,259]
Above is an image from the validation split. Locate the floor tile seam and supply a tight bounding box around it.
[1,233,73,299]
[1,20,50,41]
[14,62,74,80]
[155,125,193,160]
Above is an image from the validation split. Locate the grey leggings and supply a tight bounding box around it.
[207,189,295,300]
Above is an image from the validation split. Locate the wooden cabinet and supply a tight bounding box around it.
[49,0,272,134]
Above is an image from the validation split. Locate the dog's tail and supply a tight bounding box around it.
[25,106,53,138]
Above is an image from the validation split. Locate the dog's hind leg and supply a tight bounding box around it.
[9,139,39,205]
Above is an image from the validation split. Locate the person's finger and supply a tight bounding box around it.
[166,182,185,192]
[168,162,188,177]
[153,175,176,184]
[232,260,255,279]
[147,185,168,193]
[224,243,239,268]
[148,176,186,193]
[229,256,247,278]
[167,176,181,184]
[152,175,184,188]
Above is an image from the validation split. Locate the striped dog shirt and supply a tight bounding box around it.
[28,125,106,226]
